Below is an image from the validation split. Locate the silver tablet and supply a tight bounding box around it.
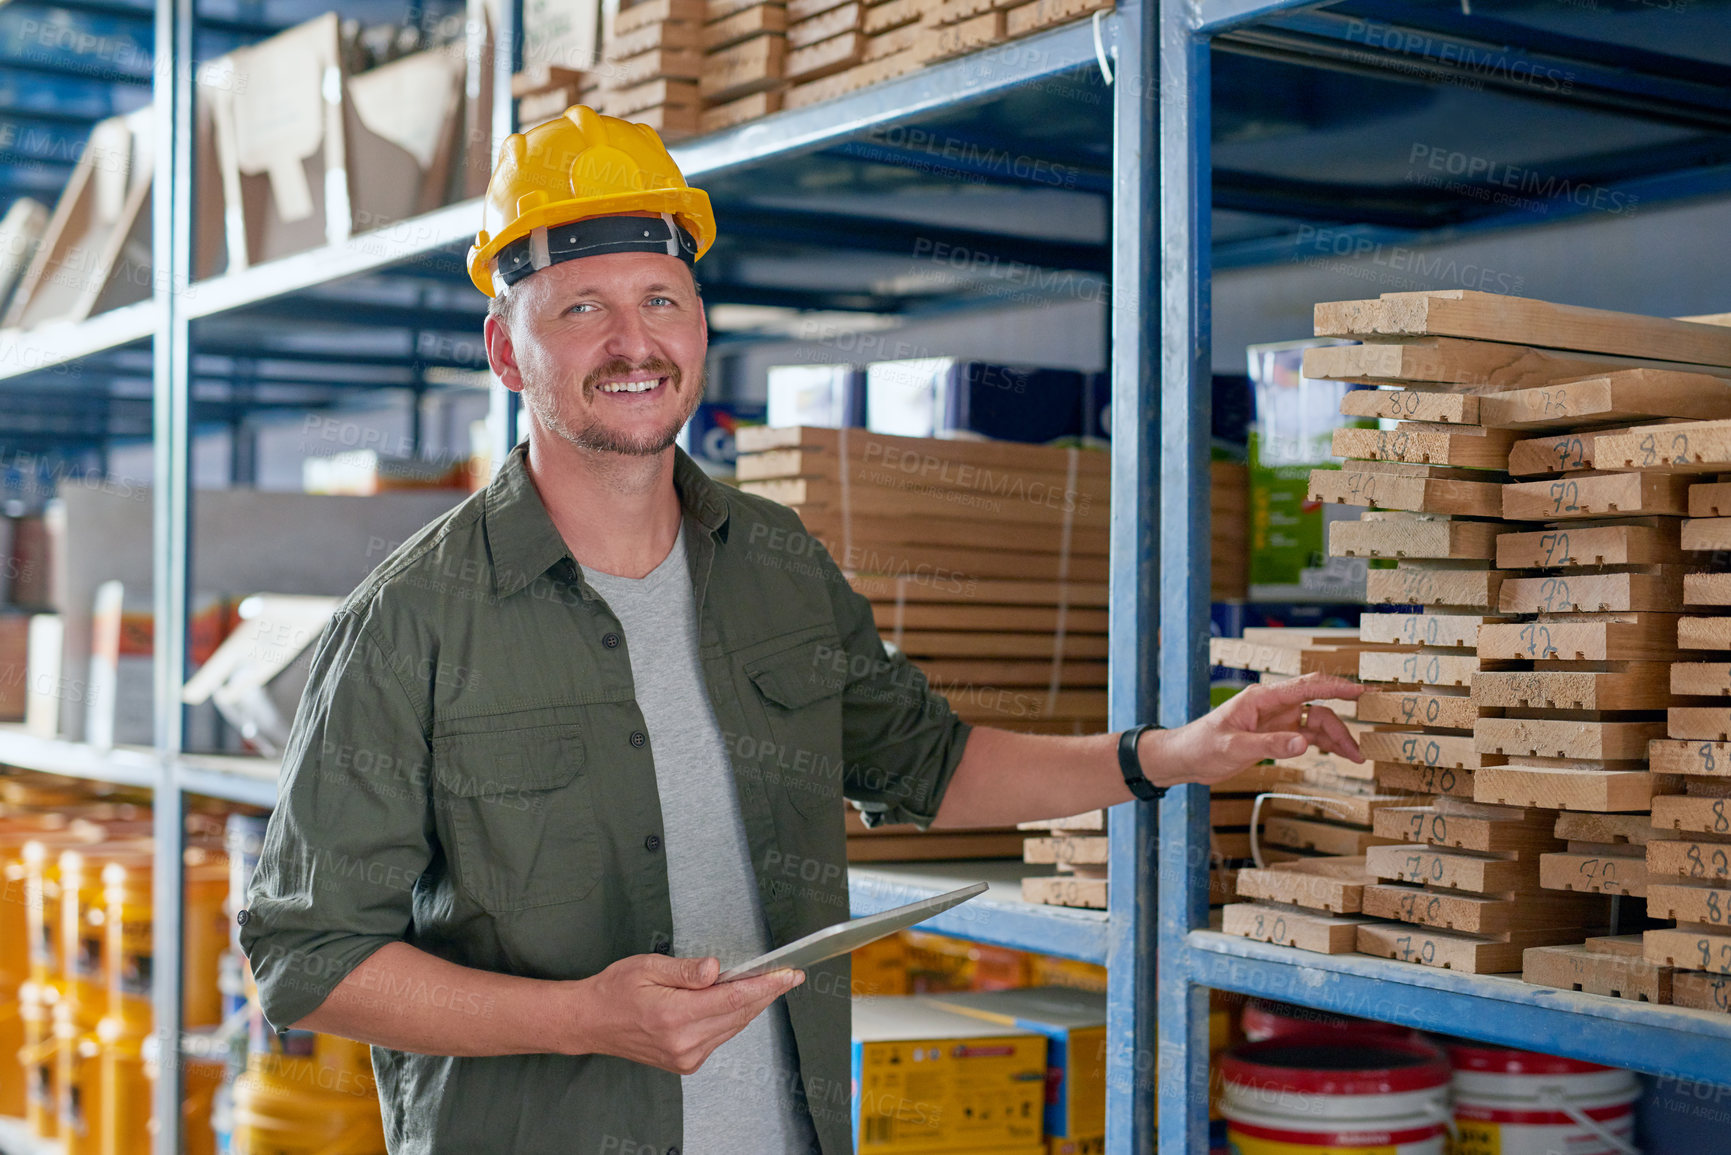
[717,881,989,982]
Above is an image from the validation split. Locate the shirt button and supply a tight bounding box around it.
[667,1148,679,1155]
[630,730,646,748]
[603,633,620,649]
[653,941,672,956]
[644,834,661,852]
[235,909,251,926]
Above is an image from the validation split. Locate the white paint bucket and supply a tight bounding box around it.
[1222,1039,1452,1154]
[1447,1044,1640,1155]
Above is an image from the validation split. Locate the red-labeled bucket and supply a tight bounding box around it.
[1222,1039,1451,1154]
[1447,1045,1639,1155]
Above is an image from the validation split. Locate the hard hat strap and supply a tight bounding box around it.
[494,214,699,289]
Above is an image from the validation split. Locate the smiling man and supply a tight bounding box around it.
[240,106,1363,1155]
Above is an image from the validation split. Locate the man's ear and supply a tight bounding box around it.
[484,312,523,394]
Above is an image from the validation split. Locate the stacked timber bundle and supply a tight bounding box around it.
[1296,287,1731,976]
[781,0,924,109]
[1566,424,1731,1012]
[698,0,788,130]
[733,425,1108,864]
[597,0,705,138]
[1211,630,1398,950]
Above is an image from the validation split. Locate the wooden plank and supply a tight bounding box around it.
[864,0,923,31]
[1474,718,1668,761]
[851,576,1109,606]
[1312,290,1731,367]
[1359,612,1501,649]
[1360,728,1501,769]
[1502,472,1692,520]
[784,3,856,47]
[784,29,861,79]
[1264,789,1401,827]
[741,475,1105,527]
[1686,573,1731,607]
[1365,845,1534,892]
[1496,522,1683,569]
[1363,883,1602,934]
[781,44,922,107]
[1003,0,1113,36]
[1667,707,1731,740]
[1478,615,1681,662]
[1477,370,1731,431]
[1649,881,1731,927]
[1209,638,1390,678]
[1222,902,1371,953]
[608,18,704,56]
[1647,839,1731,882]
[1645,927,1731,975]
[1309,468,1504,518]
[1366,566,1506,609]
[1022,836,1107,866]
[1596,420,1731,473]
[1339,390,1479,424]
[786,0,852,18]
[1680,518,1731,552]
[1021,875,1106,909]
[1539,851,1650,896]
[1378,761,1475,799]
[917,8,1004,59]
[1673,969,1731,1012]
[1669,666,1731,700]
[1689,481,1731,517]
[1329,516,1502,560]
[1474,765,1675,812]
[1681,616,1731,650]
[1358,689,1483,730]
[1233,856,1373,914]
[1473,664,1674,710]
[1260,816,1393,858]
[698,88,782,132]
[613,0,708,34]
[1332,425,1516,470]
[1358,649,1485,688]
[1303,336,1731,391]
[1497,570,1685,614]
[1373,806,1562,854]
[1652,794,1731,835]
[1357,922,1590,974]
[704,5,788,48]
[1272,745,1379,786]
[1523,941,1673,1003]
[872,604,1108,632]
[1508,430,1600,477]
[894,632,1108,660]
[1555,812,1669,845]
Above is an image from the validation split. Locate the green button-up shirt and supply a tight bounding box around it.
[241,443,972,1155]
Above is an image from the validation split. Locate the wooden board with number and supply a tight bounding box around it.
[1477,615,1681,662]
[1233,856,1374,914]
[1366,566,1508,609]
[1373,805,1563,855]
[1362,882,1603,934]
[1524,938,1675,1002]
[1472,664,1674,710]
[1596,420,1731,473]
[1673,969,1731,1011]
[1339,390,1480,424]
[1358,690,1484,730]
[1539,851,1650,896]
[1332,425,1516,470]
[1502,472,1692,521]
[1652,794,1731,834]
[1508,430,1600,477]
[1497,571,1685,614]
[1647,838,1731,882]
[1378,761,1476,799]
[1496,522,1684,569]
[1358,649,1487,688]
[1478,370,1731,431]
[1474,765,1678,812]
[1309,467,1505,518]
[1209,637,1391,678]
[1359,728,1503,770]
[1356,922,1592,974]
[1302,336,1731,391]
[1359,612,1503,649]
[1329,516,1503,560]
[1222,902,1371,953]
[1648,881,1731,928]
[1474,718,1668,761]
[1646,927,1731,975]
[1365,845,1534,892]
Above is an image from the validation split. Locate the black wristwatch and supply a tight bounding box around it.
[1118,724,1165,802]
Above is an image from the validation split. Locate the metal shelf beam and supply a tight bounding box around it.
[849,862,1109,965]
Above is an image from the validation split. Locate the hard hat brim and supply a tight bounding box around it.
[466,186,715,297]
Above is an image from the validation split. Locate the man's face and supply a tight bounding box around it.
[485,248,708,457]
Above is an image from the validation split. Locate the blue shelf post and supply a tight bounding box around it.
[1105,0,1160,1151]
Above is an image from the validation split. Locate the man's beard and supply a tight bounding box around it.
[524,355,705,457]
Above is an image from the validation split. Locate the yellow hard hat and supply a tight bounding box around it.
[466,105,716,297]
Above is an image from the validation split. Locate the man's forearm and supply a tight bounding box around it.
[929,727,1136,829]
[292,941,580,1057]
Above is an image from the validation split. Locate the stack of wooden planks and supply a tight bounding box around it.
[1212,460,1249,600]
[1294,287,1731,978]
[698,0,788,130]
[733,425,1108,865]
[1211,629,1405,950]
[782,0,925,108]
[598,0,705,137]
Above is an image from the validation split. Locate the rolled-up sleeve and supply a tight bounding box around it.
[239,607,433,1029]
[815,544,973,830]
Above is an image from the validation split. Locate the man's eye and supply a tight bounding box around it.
[567,303,596,314]
[648,296,674,306]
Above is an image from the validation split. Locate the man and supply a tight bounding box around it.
[241,106,1362,1154]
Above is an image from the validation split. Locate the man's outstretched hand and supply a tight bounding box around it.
[1145,672,1365,789]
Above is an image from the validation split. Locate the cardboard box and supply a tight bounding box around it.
[3,109,154,330]
[852,995,1048,1153]
[1246,338,1368,602]
[924,987,1106,1140]
[851,932,911,996]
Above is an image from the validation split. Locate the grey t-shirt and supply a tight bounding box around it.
[584,528,820,1155]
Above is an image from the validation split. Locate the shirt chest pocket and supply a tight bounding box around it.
[743,634,847,819]
[431,722,601,911]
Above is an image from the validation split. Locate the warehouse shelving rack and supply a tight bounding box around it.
[0,0,1154,1151]
[1156,3,1731,1154]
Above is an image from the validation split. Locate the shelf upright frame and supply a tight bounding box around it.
[150,0,198,1144]
[1103,0,1160,1152]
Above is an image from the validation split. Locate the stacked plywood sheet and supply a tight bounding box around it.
[597,0,705,137]
[1302,288,1731,976]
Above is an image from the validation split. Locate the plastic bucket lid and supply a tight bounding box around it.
[1445,1043,1616,1077]
[1223,1038,1452,1097]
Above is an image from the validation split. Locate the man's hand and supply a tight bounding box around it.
[569,953,804,1075]
[1146,672,1365,789]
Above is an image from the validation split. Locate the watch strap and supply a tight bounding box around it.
[1118,724,1165,802]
